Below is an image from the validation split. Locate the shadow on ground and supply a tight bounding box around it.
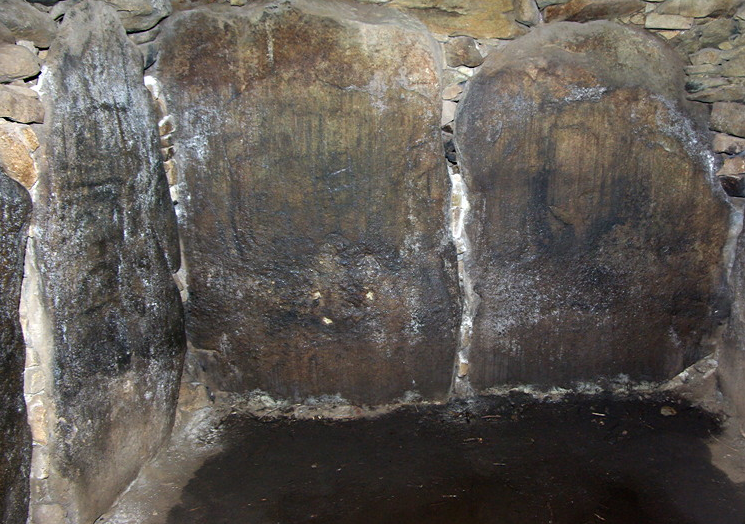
[167,394,745,524]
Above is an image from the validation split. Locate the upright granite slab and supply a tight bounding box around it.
[0,171,31,524]
[156,0,458,404]
[455,22,732,389]
[30,1,184,522]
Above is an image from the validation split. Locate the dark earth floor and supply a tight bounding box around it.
[162,394,745,524]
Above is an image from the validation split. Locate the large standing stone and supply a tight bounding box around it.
[0,171,31,524]
[455,22,732,390]
[32,1,184,522]
[156,0,458,404]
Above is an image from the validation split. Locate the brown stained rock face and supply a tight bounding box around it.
[444,36,484,68]
[0,123,39,189]
[34,1,184,521]
[358,0,524,39]
[156,0,459,404]
[0,171,31,524]
[543,0,644,22]
[455,22,732,390]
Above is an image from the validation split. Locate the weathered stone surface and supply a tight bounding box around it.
[645,13,693,30]
[444,36,483,68]
[685,75,728,93]
[0,170,31,524]
[685,64,722,75]
[0,44,40,83]
[719,228,745,420]
[687,82,745,103]
[0,122,39,188]
[711,102,745,138]
[718,155,745,176]
[722,49,745,77]
[156,0,459,404]
[139,41,158,69]
[0,0,56,48]
[654,0,739,18]
[0,85,44,123]
[690,48,724,66]
[544,0,644,22]
[34,1,184,522]
[442,82,464,100]
[128,24,160,44]
[537,0,570,7]
[442,99,457,126]
[718,173,745,196]
[514,0,541,26]
[672,18,737,54]
[0,24,16,45]
[714,132,745,154]
[455,22,731,389]
[103,0,172,32]
[360,0,525,39]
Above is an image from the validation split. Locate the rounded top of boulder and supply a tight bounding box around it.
[479,21,688,105]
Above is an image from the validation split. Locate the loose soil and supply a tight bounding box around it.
[163,394,745,524]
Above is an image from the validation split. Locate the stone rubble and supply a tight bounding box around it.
[0,85,44,124]
[543,0,645,23]
[0,122,39,189]
[444,36,484,68]
[0,0,56,48]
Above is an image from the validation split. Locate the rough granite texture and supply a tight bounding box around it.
[455,21,732,390]
[0,170,31,524]
[33,1,184,522]
[156,0,459,404]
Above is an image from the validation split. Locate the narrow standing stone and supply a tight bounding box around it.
[32,1,184,522]
[0,170,31,524]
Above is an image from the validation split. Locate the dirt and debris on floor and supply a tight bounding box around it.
[100,390,745,524]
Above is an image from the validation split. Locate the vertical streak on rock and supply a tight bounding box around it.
[449,166,480,397]
[718,203,745,419]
